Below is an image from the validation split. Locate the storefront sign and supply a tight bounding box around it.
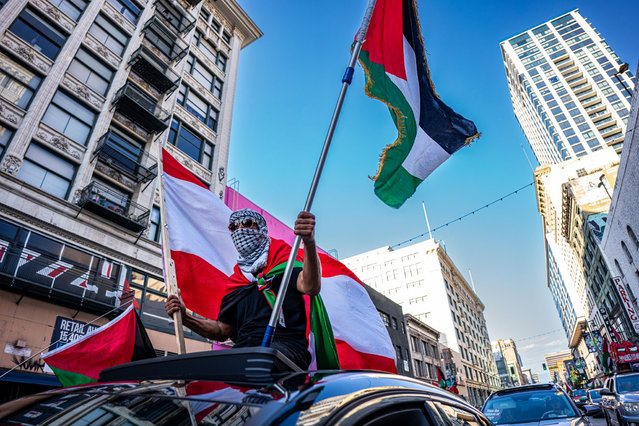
[612,277,639,332]
[49,317,99,350]
[599,307,617,342]
[584,331,603,353]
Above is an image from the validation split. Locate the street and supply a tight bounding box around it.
[588,416,607,426]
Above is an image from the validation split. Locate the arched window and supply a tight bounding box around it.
[628,226,639,249]
[615,259,625,277]
[621,241,634,264]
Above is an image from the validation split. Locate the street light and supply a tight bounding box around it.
[614,62,633,98]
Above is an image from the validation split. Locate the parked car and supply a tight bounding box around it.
[0,347,491,425]
[586,388,603,417]
[601,372,639,425]
[571,388,588,408]
[482,383,597,425]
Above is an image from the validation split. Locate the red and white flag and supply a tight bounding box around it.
[162,149,396,372]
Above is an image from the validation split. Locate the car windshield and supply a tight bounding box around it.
[617,375,639,394]
[573,389,587,397]
[483,389,579,424]
[589,390,601,399]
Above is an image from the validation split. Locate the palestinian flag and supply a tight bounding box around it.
[436,366,447,389]
[602,336,611,375]
[162,148,396,372]
[359,0,479,208]
[42,305,155,387]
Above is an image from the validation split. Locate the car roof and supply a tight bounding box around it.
[491,383,559,397]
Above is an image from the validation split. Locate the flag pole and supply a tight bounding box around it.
[262,0,378,348]
[157,142,187,355]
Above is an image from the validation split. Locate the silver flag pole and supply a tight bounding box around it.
[262,0,378,348]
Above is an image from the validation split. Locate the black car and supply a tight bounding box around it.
[586,388,603,417]
[481,383,597,425]
[0,347,491,425]
[601,372,639,425]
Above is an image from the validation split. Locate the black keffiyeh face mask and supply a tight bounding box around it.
[229,209,270,274]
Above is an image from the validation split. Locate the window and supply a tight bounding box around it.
[42,91,96,146]
[391,316,398,330]
[628,226,639,249]
[194,31,227,72]
[378,310,390,327]
[176,85,219,132]
[93,178,131,213]
[147,206,160,242]
[9,8,66,60]
[186,54,223,99]
[49,0,87,20]
[0,125,14,158]
[106,0,140,23]
[167,119,214,169]
[67,48,114,95]
[621,241,634,264]
[89,14,129,56]
[17,144,75,198]
[0,52,41,109]
[222,31,231,44]
[103,131,143,174]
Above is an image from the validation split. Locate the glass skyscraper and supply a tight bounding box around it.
[500,10,634,165]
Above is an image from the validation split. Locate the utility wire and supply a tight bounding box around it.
[391,182,535,249]
[513,328,564,343]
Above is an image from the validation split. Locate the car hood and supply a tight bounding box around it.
[620,392,639,402]
[499,419,586,426]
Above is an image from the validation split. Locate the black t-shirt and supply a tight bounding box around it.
[217,267,308,355]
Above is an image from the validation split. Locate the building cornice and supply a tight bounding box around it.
[212,0,262,48]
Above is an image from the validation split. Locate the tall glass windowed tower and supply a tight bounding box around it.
[500,10,634,165]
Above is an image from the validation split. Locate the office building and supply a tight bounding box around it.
[0,0,261,399]
[343,239,500,405]
[494,339,527,386]
[405,313,444,383]
[500,9,633,165]
[602,64,639,324]
[545,349,572,383]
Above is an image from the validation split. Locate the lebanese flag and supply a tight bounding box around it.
[162,149,396,372]
[358,0,479,208]
[41,305,155,387]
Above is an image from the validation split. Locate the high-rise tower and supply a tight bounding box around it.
[500,10,633,165]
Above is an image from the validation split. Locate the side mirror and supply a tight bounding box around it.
[582,405,600,417]
[599,388,613,396]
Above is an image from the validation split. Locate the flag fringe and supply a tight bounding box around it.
[358,54,409,182]
[465,132,481,145]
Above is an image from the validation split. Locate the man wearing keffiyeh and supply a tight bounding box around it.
[165,209,321,369]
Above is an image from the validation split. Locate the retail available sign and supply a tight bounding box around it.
[612,276,639,332]
[49,316,99,350]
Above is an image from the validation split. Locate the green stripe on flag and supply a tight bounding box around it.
[358,50,419,208]
[49,366,97,388]
[310,294,340,370]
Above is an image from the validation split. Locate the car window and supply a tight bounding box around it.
[616,375,639,394]
[358,403,432,426]
[427,401,482,426]
[589,390,601,399]
[483,389,579,424]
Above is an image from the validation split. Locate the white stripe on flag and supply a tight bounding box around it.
[320,275,396,361]
[387,37,450,180]
[164,174,236,275]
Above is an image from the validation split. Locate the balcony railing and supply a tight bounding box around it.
[129,46,180,94]
[142,16,188,62]
[93,131,158,184]
[78,181,150,232]
[154,0,195,35]
[112,81,170,133]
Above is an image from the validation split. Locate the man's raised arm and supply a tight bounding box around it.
[295,211,321,296]
[165,294,234,341]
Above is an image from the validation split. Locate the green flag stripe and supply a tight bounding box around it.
[49,365,97,388]
[310,295,340,369]
[358,50,419,208]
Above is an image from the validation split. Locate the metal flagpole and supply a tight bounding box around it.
[261,0,378,348]
[157,142,187,355]
[421,201,433,240]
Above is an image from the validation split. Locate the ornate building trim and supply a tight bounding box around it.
[61,73,107,112]
[94,161,136,191]
[29,0,75,33]
[164,142,213,184]
[112,112,150,141]
[0,98,24,128]
[174,104,217,143]
[2,32,53,74]
[101,0,136,35]
[0,155,22,175]
[128,72,162,101]
[34,123,86,162]
[182,72,222,110]
[82,33,122,69]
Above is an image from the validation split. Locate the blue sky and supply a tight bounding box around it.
[226,0,639,381]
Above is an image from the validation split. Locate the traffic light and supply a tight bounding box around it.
[543,363,547,370]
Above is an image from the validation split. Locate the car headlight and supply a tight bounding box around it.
[620,401,639,414]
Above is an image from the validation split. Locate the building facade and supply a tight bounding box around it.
[500,9,633,165]
[365,284,413,377]
[545,349,573,383]
[405,313,443,383]
[601,64,639,327]
[494,339,527,387]
[0,0,260,399]
[343,239,500,405]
